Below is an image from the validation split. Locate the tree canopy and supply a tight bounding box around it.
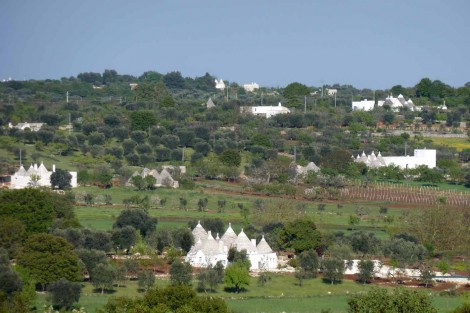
[278,218,322,253]
[113,209,157,237]
[0,189,77,235]
[16,233,82,289]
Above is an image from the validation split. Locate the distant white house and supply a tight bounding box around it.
[214,79,225,90]
[326,88,338,96]
[296,162,320,176]
[352,94,420,112]
[383,94,417,111]
[243,82,260,92]
[10,162,78,189]
[8,122,44,132]
[354,149,436,169]
[352,99,377,111]
[127,166,185,188]
[240,102,290,118]
[437,101,447,111]
[185,222,278,271]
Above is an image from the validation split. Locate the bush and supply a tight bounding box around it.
[48,278,81,310]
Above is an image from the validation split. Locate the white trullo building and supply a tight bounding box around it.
[11,162,78,189]
[354,149,436,169]
[185,222,278,271]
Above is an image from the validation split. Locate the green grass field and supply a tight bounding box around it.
[35,275,467,313]
[431,137,470,152]
[73,184,403,241]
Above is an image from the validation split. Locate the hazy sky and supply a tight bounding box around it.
[1,0,468,89]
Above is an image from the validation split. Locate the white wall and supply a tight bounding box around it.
[383,149,436,169]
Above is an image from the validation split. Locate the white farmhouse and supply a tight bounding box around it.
[383,94,415,111]
[352,94,420,112]
[354,149,436,169]
[127,166,182,188]
[185,222,278,271]
[352,99,386,111]
[214,79,225,90]
[243,82,260,92]
[326,88,338,96]
[8,122,44,132]
[10,162,78,189]
[240,102,291,118]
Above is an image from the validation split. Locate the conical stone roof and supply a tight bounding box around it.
[192,221,207,241]
[256,235,273,254]
[221,223,237,247]
[234,229,257,253]
[15,165,27,176]
[201,231,223,256]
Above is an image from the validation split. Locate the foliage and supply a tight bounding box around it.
[278,218,322,253]
[257,272,271,287]
[74,248,107,275]
[357,259,374,284]
[0,189,76,235]
[50,168,72,189]
[0,216,25,257]
[404,207,470,254]
[322,258,344,285]
[450,303,470,313]
[129,110,157,131]
[297,249,320,279]
[48,278,81,310]
[347,287,437,313]
[113,209,157,237]
[227,248,251,269]
[283,82,310,107]
[137,270,156,292]
[419,264,435,288]
[219,149,241,167]
[197,262,224,292]
[383,238,427,269]
[91,263,116,294]
[225,260,250,293]
[0,249,22,295]
[169,260,192,285]
[347,231,381,257]
[100,284,230,313]
[111,226,137,252]
[16,233,82,289]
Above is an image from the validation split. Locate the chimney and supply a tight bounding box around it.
[251,239,256,247]
[52,164,56,172]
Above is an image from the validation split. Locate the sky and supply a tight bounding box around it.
[0,0,469,89]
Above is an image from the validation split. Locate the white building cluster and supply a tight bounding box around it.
[354,149,436,169]
[127,166,185,188]
[243,82,260,92]
[352,94,420,112]
[9,162,78,189]
[8,122,44,132]
[214,79,225,90]
[185,222,278,271]
[240,102,291,118]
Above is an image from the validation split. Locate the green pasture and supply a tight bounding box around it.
[431,136,470,152]
[226,294,465,313]
[74,184,404,239]
[35,273,467,313]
